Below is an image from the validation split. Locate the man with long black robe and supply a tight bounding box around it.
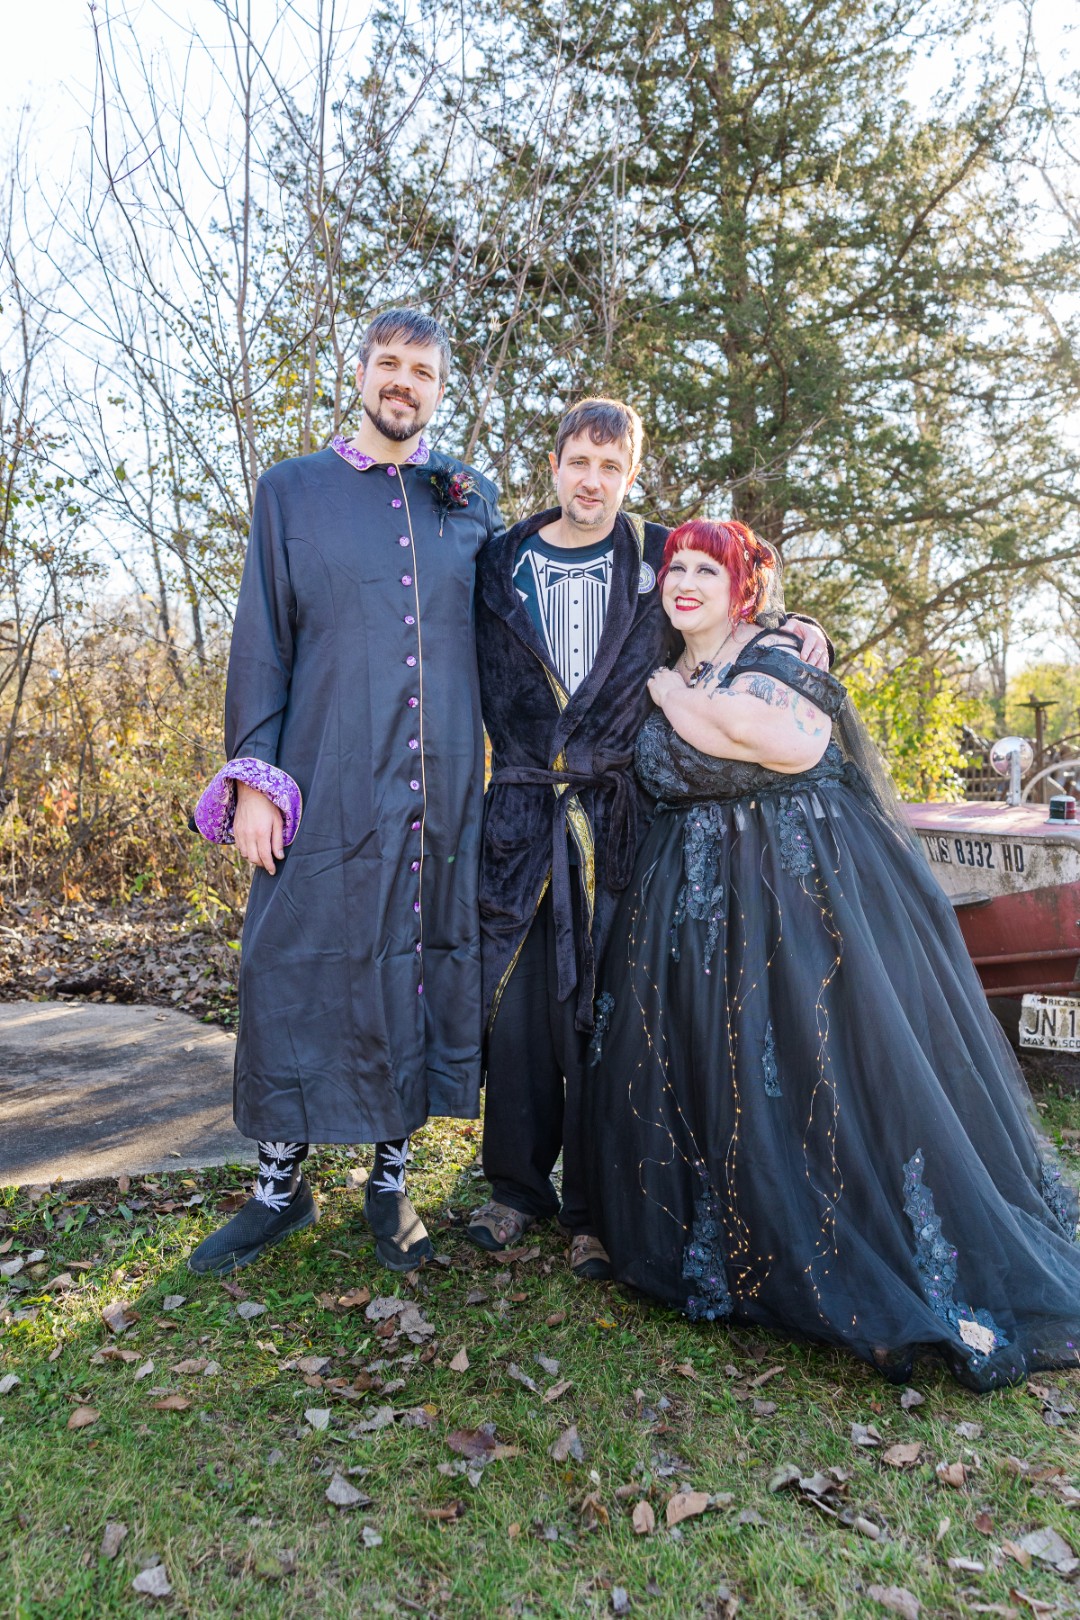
[189,310,502,1274]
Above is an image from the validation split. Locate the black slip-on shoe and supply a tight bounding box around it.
[363,1178,434,1272]
[187,1176,318,1275]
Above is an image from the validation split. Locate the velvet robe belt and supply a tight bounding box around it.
[488,755,638,1022]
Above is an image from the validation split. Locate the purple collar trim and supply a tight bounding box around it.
[331,433,431,472]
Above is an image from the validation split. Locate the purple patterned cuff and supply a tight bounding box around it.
[193,758,303,846]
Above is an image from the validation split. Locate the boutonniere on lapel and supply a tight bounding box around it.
[429,467,476,535]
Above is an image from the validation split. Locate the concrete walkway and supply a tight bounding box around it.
[0,1001,253,1187]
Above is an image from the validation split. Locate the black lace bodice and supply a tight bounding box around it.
[636,640,848,804]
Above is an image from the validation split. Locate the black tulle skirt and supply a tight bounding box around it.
[585,782,1080,1390]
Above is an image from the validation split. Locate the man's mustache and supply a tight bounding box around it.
[380,388,420,409]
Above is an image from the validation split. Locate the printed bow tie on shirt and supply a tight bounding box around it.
[538,557,612,588]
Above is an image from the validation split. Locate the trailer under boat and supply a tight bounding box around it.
[902,800,1080,1052]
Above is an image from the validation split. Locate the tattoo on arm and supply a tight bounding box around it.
[790,694,827,736]
[742,674,791,709]
[723,673,827,736]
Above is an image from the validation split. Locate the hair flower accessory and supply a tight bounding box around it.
[429,466,476,533]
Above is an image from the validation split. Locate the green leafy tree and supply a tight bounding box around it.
[845,652,976,800]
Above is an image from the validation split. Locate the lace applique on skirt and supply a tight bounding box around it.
[682,1168,733,1322]
[762,1020,781,1097]
[1040,1160,1079,1239]
[589,993,615,1066]
[670,803,725,968]
[902,1149,1007,1366]
[777,797,814,878]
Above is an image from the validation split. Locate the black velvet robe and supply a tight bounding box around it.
[226,445,502,1143]
[477,509,671,1032]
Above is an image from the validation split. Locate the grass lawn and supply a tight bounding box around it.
[2,1079,1080,1620]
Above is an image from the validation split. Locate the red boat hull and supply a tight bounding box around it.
[904,802,1080,1000]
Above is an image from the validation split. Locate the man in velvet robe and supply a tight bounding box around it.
[188,309,502,1276]
[469,398,828,1277]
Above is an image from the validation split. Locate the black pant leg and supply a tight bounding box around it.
[482,894,564,1221]
[544,904,594,1235]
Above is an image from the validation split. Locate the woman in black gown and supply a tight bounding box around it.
[586,518,1080,1390]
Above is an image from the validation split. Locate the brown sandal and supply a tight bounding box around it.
[466,1200,535,1253]
[570,1234,613,1280]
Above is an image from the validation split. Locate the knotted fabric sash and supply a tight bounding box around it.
[489,755,637,1028]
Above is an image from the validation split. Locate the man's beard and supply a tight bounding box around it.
[364,390,430,443]
[566,493,610,529]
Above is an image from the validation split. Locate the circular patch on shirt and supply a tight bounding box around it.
[638,561,656,594]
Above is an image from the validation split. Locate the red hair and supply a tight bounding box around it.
[658,519,775,623]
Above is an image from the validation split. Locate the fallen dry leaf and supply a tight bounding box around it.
[632,1499,656,1535]
[867,1585,920,1620]
[974,1511,995,1534]
[349,1406,399,1434]
[948,1556,986,1573]
[235,1301,266,1321]
[94,1347,141,1365]
[0,1374,21,1395]
[1009,1592,1057,1617]
[666,1490,711,1527]
[170,1358,208,1375]
[748,1365,784,1388]
[542,1379,573,1404]
[881,1441,923,1469]
[305,1408,331,1431]
[507,1363,539,1394]
[674,1362,699,1381]
[325,1472,368,1508]
[337,1288,371,1310]
[502,1244,541,1264]
[151,1395,191,1412]
[67,1406,101,1430]
[296,1354,331,1376]
[397,1304,435,1341]
[365,1297,406,1323]
[936,1461,967,1489]
[551,1424,584,1464]
[419,1501,466,1521]
[546,1310,566,1326]
[1016,1527,1078,1575]
[133,1360,154,1382]
[900,1388,926,1410]
[100,1302,137,1335]
[447,1425,499,1461]
[449,1348,470,1373]
[578,1490,609,1530]
[851,1422,883,1448]
[100,1521,128,1559]
[132,1565,172,1597]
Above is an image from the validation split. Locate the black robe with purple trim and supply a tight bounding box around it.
[225,445,502,1143]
